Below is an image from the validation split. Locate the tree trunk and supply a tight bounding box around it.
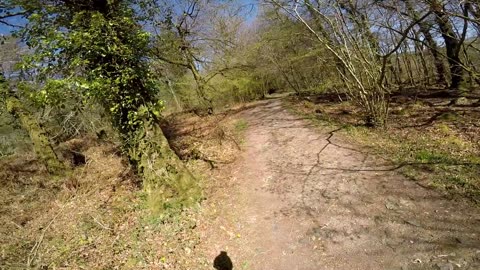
[414,29,431,84]
[468,1,480,32]
[6,96,65,174]
[402,42,415,85]
[428,0,464,90]
[166,80,182,112]
[419,26,448,85]
[405,0,447,85]
[393,51,403,85]
[128,119,201,213]
[187,56,214,114]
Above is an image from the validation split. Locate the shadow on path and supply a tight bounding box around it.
[213,251,233,270]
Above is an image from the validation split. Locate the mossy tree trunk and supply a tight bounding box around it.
[6,96,64,174]
[129,119,201,213]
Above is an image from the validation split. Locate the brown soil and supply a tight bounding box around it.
[197,99,480,270]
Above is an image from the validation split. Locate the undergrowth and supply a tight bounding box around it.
[0,107,247,269]
[0,139,208,269]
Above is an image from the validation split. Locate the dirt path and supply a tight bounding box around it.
[198,100,480,270]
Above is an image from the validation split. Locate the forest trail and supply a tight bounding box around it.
[198,99,480,270]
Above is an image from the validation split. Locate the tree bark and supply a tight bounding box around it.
[427,0,464,90]
[187,56,214,114]
[6,96,65,174]
[404,0,447,85]
[127,119,201,213]
[468,1,480,31]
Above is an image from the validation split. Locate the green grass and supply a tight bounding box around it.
[234,119,248,133]
[414,150,452,163]
[438,112,459,121]
[232,119,249,146]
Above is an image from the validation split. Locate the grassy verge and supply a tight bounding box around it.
[285,97,480,203]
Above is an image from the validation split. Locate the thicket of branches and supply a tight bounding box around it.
[250,0,480,126]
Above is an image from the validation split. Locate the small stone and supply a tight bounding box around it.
[453,97,470,106]
[385,201,397,210]
[436,262,454,270]
[399,198,414,208]
[413,258,422,263]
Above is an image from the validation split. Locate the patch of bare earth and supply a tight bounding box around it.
[196,100,480,270]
